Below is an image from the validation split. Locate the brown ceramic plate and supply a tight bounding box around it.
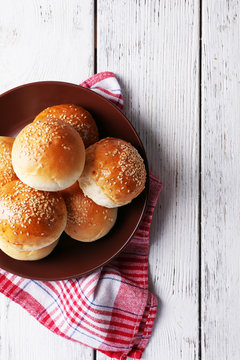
[0,81,149,280]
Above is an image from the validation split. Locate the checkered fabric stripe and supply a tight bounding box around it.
[81,71,124,109]
[0,72,162,360]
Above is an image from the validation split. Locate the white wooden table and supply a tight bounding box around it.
[0,1,239,359]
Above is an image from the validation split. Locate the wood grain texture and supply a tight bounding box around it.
[0,1,94,359]
[0,0,94,93]
[97,0,200,359]
[201,1,240,359]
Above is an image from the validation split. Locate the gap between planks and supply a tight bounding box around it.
[199,1,202,359]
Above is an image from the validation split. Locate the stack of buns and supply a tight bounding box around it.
[0,104,146,261]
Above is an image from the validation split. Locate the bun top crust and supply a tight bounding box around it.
[62,182,117,242]
[0,180,67,250]
[0,137,17,188]
[80,137,146,206]
[34,104,99,147]
[12,118,85,191]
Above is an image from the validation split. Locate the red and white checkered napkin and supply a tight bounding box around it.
[0,72,162,360]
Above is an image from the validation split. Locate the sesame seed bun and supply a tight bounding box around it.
[12,118,85,191]
[0,180,67,255]
[34,104,99,147]
[78,137,146,208]
[0,137,18,188]
[0,238,59,261]
[61,182,117,242]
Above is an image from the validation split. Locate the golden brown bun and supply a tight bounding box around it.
[12,118,85,191]
[0,238,59,261]
[34,104,99,147]
[0,137,18,188]
[0,180,67,251]
[78,137,146,208]
[61,182,117,242]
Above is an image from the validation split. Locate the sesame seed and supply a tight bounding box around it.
[0,180,64,241]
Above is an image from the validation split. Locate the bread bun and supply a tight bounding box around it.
[0,180,67,256]
[61,182,117,242]
[0,136,18,188]
[0,238,59,261]
[34,104,99,147]
[12,118,85,191]
[78,137,146,208]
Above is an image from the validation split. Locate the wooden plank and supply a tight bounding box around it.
[0,0,94,92]
[201,1,240,359]
[97,0,200,359]
[0,1,94,359]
